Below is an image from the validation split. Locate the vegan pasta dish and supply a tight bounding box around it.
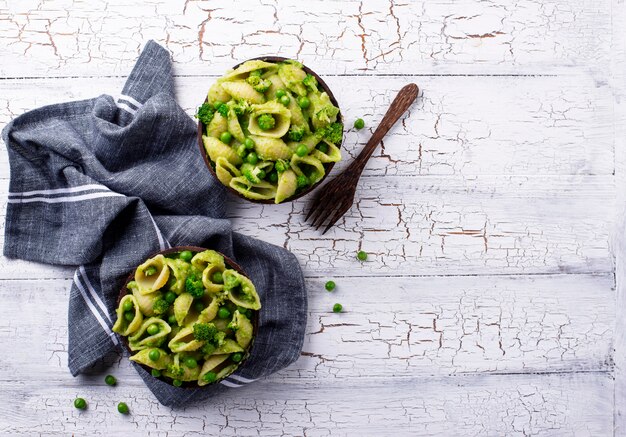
[197,58,343,203]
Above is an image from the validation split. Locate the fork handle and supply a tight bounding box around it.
[349,83,419,174]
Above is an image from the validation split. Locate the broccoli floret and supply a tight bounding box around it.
[246,74,271,93]
[166,364,185,378]
[256,114,276,131]
[274,159,289,173]
[201,342,216,355]
[296,175,309,189]
[302,74,318,92]
[196,102,216,125]
[152,298,170,316]
[323,122,343,144]
[213,331,226,347]
[241,163,262,184]
[228,99,250,116]
[193,322,218,342]
[223,273,241,291]
[144,266,157,276]
[315,105,340,128]
[287,125,306,142]
[185,273,205,299]
[215,102,229,118]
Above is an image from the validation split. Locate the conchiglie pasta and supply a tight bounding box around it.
[129,317,172,351]
[112,295,143,336]
[191,250,225,272]
[215,157,242,186]
[250,135,293,161]
[173,292,194,326]
[221,60,277,81]
[227,108,246,142]
[275,169,297,204]
[312,140,342,163]
[130,348,171,370]
[198,355,230,386]
[248,101,291,138]
[290,155,325,184]
[166,258,190,295]
[230,177,277,201]
[207,82,231,104]
[220,81,265,104]
[135,255,170,295]
[168,326,204,353]
[222,269,261,310]
[203,135,242,166]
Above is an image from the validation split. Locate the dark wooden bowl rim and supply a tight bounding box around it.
[116,245,259,389]
[196,56,343,204]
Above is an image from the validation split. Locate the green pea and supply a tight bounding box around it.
[168,315,177,326]
[147,324,160,335]
[151,369,161,378]
[124,311,135,322]
[144,266,157,276]
[237,144,248,158]
[275,89,286,98]
[212,271,224,284]
[231,352,243,363]
[194,301,205,313]
[268,171,278,183]
[297,96,310,109]
[295,144,308,157]
[213,101,223,110]
[104,375,116,386]
[325,281,336,292]
[357,250,367,261]
[122,300,133,312]
[279,95,290,106]
[317,142,329,153]
[203,371,217,383]
[218,307,231,319]
[220,131,232,144]
[333,303,343,313]
[172,379,182,387]
[246,152,259,165]
[244,137,255,149]
[117,402,129,414]
[165,291,177,304]
[354,118,365,129]
[257,170,266,180]
[185,357,198,368]
[74,397,87,410]
[179,250,193,262]
[148,349,160,362]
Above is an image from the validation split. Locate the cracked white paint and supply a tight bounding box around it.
[0,0,622,435]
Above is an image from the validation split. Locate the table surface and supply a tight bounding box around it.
[0,0,624,435]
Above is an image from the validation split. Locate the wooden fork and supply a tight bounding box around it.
[305,83,419,234]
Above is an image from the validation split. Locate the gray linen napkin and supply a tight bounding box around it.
[2,40,307,407]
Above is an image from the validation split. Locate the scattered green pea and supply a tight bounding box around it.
[173,379,182,387]
[124,311,135,322]
[144,266,157,276]
[354,118,365,129]
[168,315,177,326]
[257,170,266,180]
[246,152,259,165]
[104,375,116,386]
[179,250,193,262]
[218,307,231,319]
[212,271,224,284]
[231,353,243,363]
[165,291,177,304]
[297,96,310,109]
[325,281,336,292]
[244,137,255,150]
[279,95,291,106]
[275,89,286,98]
[220,131,232,144]
[203,371,217,383]
[268,171,278,183]
[357,250,367,261]
[74,397,87,410]
[194,301,205,313]
[147,324,160,335]
[185,357,198,369]
[148,349,160,362]
[295,144,308,157]
[117,402,129,414]
[333,303,343,313]
[122,300,133,312]
[151,369,161,378]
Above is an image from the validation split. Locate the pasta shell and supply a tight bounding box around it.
[173,292,194,326]
[203,135,242,166]
[166,258,190,295]
[312,140,342,163]
[230,176,277,201]
[206,112,228,138]
[227,108,246,142]
[129,317,172,351]
[197,296,221,323]
[168,326,204,353]
[212,339,244,355]
[135,254,170,295]
[290,155,325,184]
[129,348,171,370]
[191,250,226,272]
[231,310,254,348]
[278,63,307,97]
[220,81,265,104]
[275,169,297,204]
[207,82,230,104]
[222,269,261,310]
[215,157,242,186]
[132,286,161,317]
[197,354,230,386]
[221,60,277,81]
[250,135,293,161]
[264,73,286,98]
[248,101,291,138]
[112,294,143,336]
[202,264,226,295]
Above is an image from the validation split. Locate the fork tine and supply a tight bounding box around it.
[321,203,349,234]
[305,195,322,221]
[313,204,336,230]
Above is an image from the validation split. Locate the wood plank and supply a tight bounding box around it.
[0,0,613,77]
[0,373,612,436]
[0,175,614,278]
[0,73,615,177]
[0,274,614,381]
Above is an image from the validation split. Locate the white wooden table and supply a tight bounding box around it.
[0,1,624,435]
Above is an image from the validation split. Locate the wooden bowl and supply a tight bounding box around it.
[116,246,259,388]
[197,56,343,204]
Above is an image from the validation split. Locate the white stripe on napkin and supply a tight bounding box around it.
[79,266,112,323]
[147,213,169,250]
[73,271,119,346]
[220,380,243,388]
[116,101,138,114]
[119,94,143,108]
[228,374,257,384]
[7,192,124,204]
[9,184,112,198]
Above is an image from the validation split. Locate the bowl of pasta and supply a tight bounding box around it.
[196,56,343,204]
[113,246,260,388]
